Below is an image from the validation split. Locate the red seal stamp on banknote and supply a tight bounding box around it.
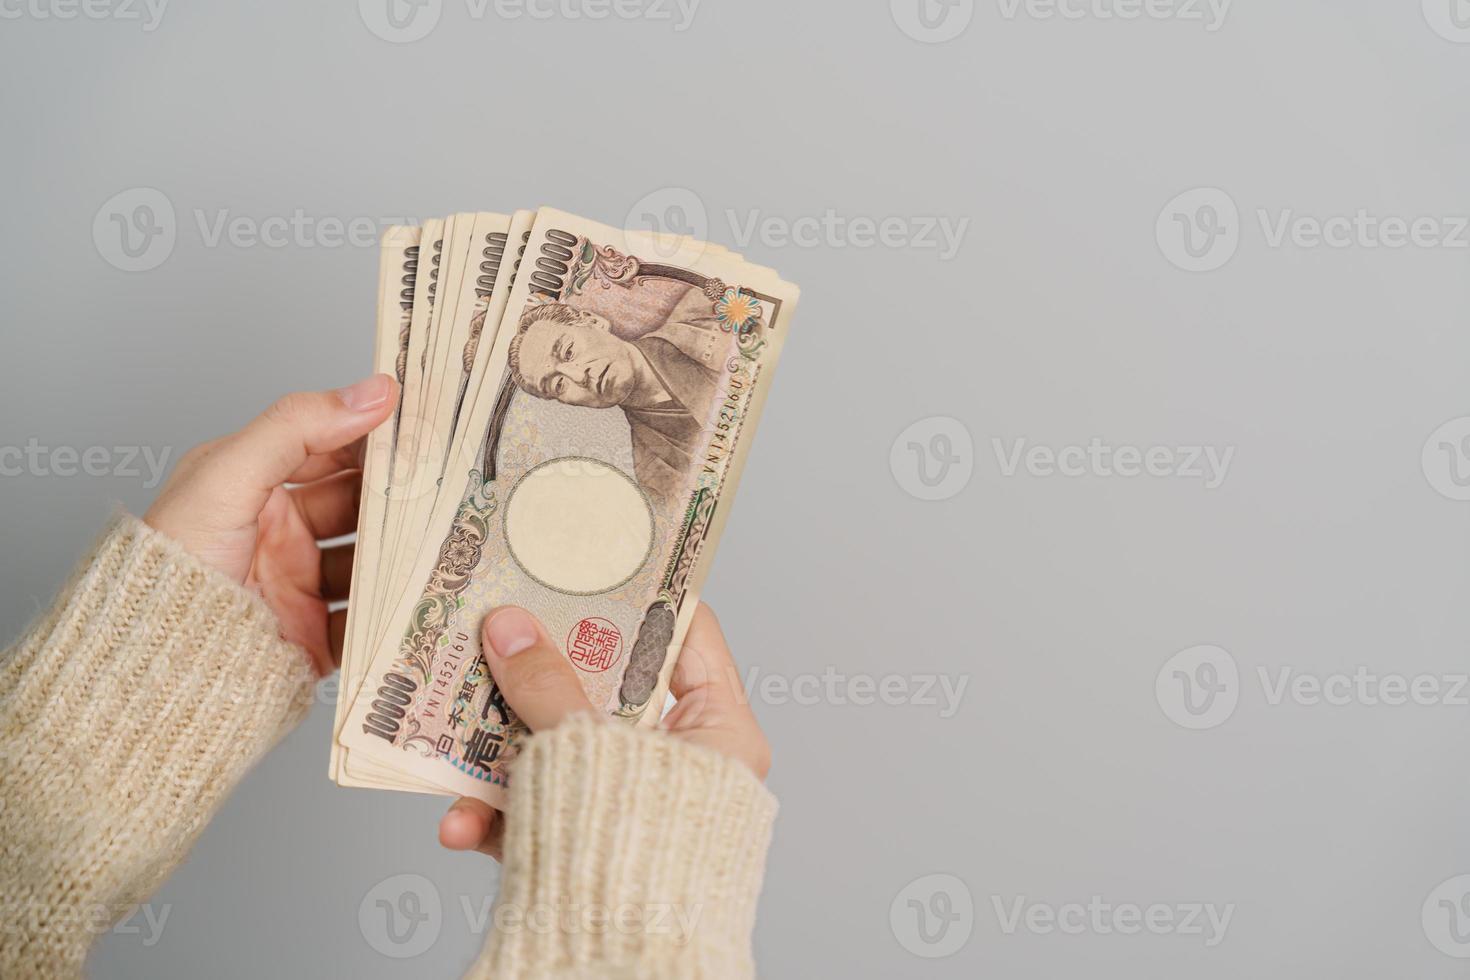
[567,617,623,673]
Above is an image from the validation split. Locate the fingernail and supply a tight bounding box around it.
[484,607,537,657]
[337,374,392,412]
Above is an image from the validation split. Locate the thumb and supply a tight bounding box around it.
[481,606,595,732]
[227,374,396,493]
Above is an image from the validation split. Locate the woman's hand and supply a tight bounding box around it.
[143,375,397,675]
[438,601,769,860]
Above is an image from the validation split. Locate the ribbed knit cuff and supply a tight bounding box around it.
[467,716,778,980]
[0,513,317,978]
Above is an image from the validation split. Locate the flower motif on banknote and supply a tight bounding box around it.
[442,529,481,574]
[715,287,762,335]
[394,473,498,684]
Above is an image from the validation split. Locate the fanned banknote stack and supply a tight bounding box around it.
[329,208,799,804]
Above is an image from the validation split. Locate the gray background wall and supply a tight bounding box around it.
[3,0,1470,976]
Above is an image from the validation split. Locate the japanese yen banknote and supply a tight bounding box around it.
[331,207,798,805]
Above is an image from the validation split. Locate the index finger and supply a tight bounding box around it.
[286,437,367,484]
[668,602,747,708]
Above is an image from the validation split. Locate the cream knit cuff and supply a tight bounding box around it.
[0,513,317,978]
[468,716,778,980]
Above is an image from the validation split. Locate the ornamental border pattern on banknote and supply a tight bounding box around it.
[359,472,498,761]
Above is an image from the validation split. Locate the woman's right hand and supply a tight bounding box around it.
[437,601,769,859]
[142,375,398,675]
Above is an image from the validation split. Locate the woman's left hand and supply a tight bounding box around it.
[144,375,397,674]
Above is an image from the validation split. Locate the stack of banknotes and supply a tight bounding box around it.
[329,208,799,805]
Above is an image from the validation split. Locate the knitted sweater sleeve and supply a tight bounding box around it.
[463,717,778,980]
[0,514,318,977]
[0,514,778,979]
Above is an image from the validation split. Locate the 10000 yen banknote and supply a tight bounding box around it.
[340,209,798,803]
[333,215,533,792]
[330,225,418,785]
